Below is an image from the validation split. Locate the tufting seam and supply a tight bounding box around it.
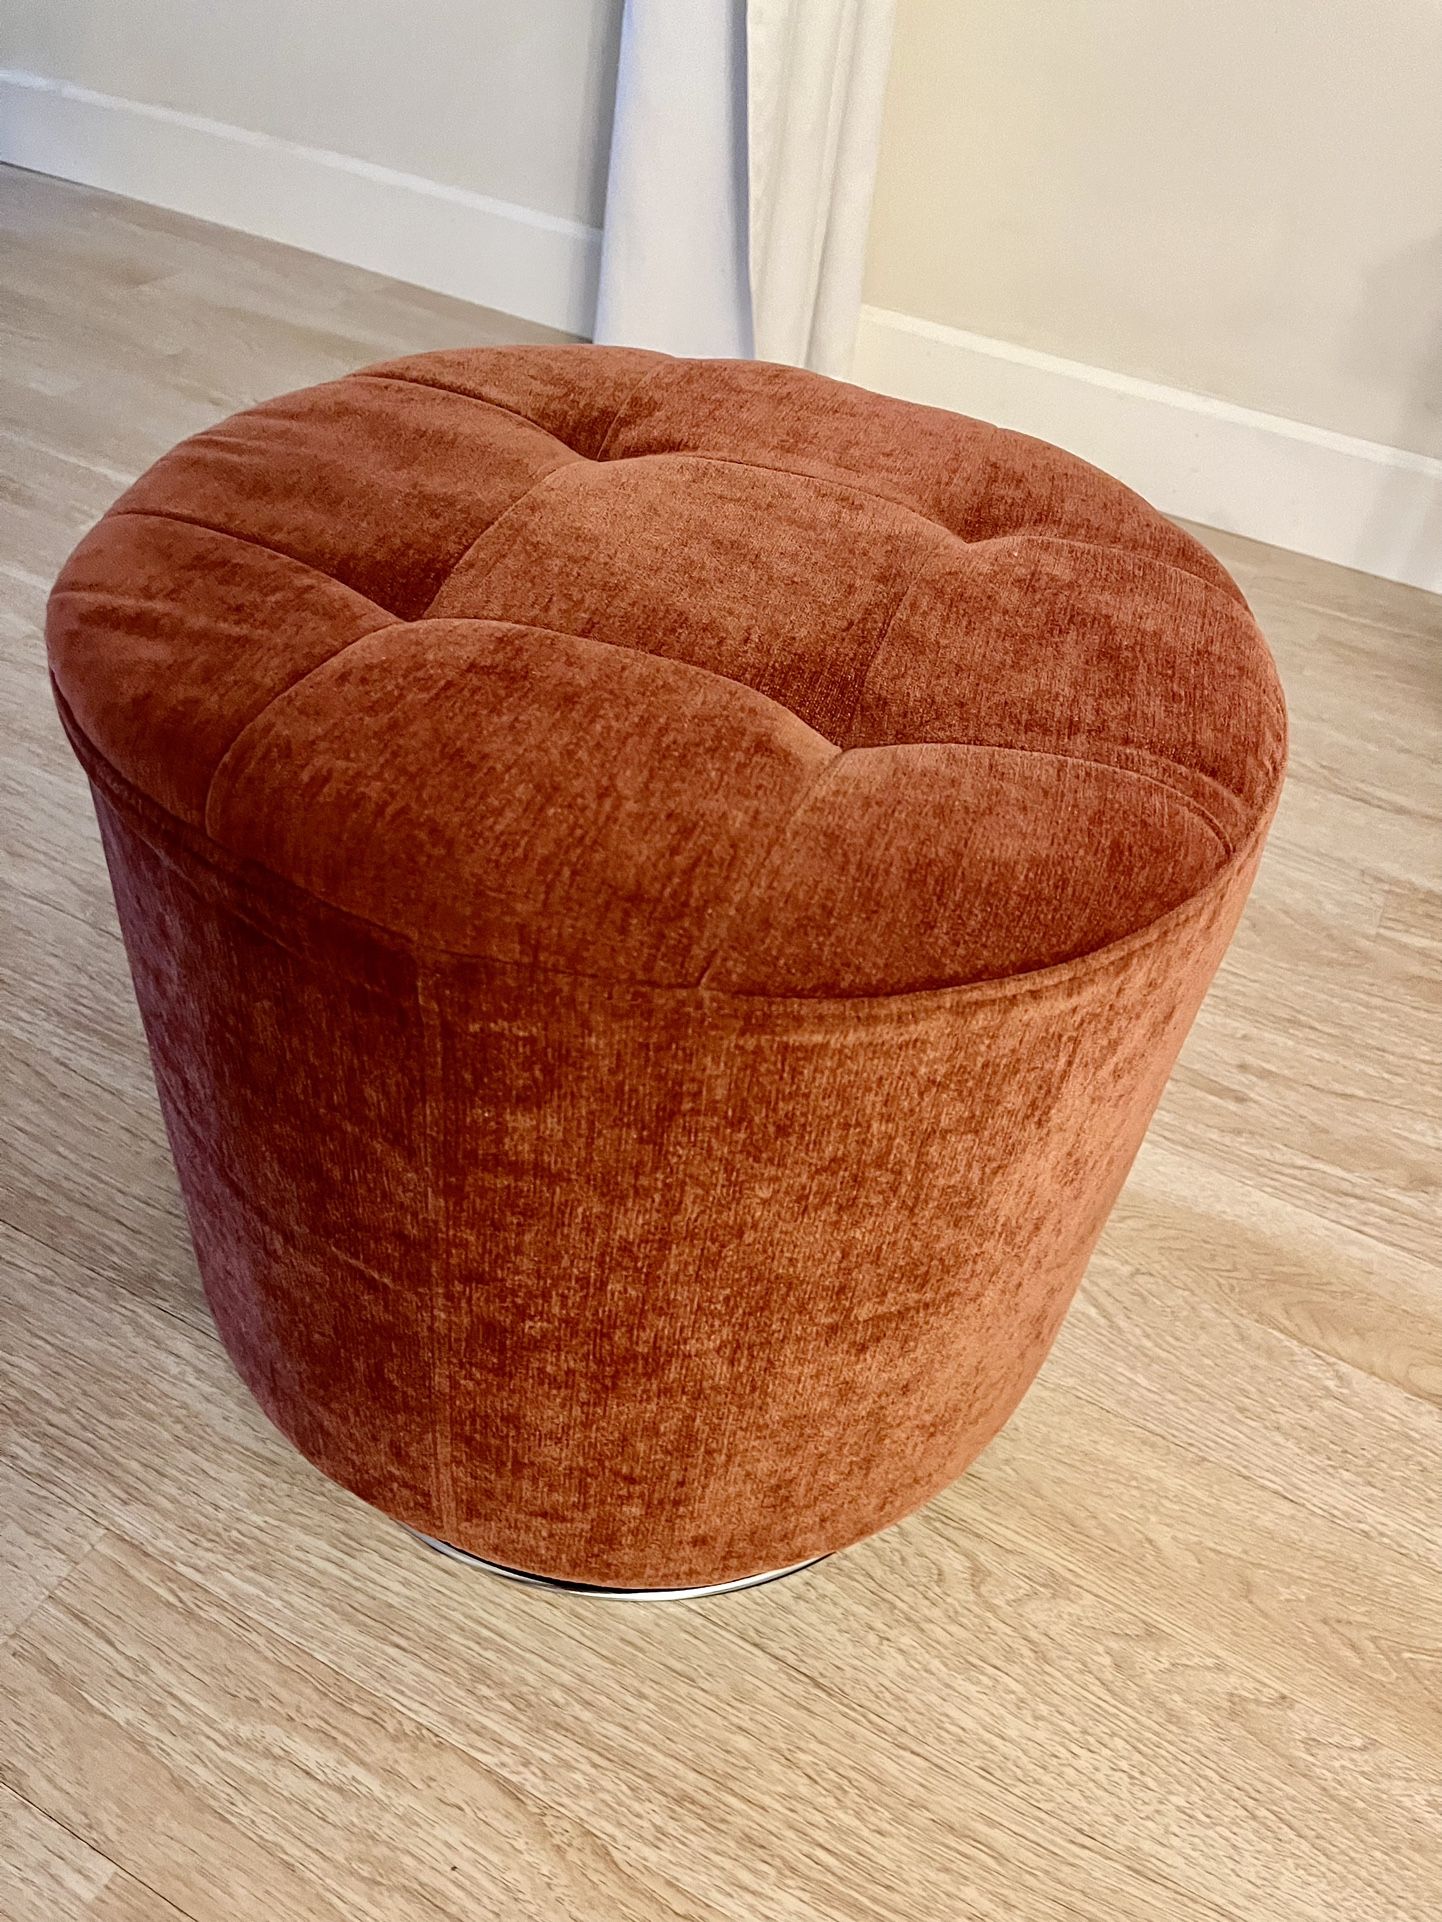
[594,361,677,460]
[836,561,924,745]
[200,614,841,789]
[73,679,1278,1013]
[981,528,1248,607]
[581,446,1248,607]
[352,361,679,462]
[187,598,1242,870]
[201,618,413,839]
[618,447,949,524]
[347,371,580,452]
[134,396,1245,617]
[106,508,395,616]
[696,745,1232,992]
[207,366,1243,606]
[694,748,850,989]
[102,512,1262,833]
[841,740,1237,855]
[420,464,579,618]
[353,361,1232,599]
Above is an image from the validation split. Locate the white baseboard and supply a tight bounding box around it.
[3,68,1436,593]
[856,306,1442,595]
[0,68,600,338]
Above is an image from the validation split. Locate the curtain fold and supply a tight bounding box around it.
[746,0,896,375]
[592,0,753,358]
[593,0,895,375]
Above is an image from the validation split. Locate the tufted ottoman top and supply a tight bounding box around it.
[48,346,1285,996]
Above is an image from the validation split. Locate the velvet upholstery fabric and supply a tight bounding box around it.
[48,347,1285,1588]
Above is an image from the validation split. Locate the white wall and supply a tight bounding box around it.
[0,0,622,332]
[5,0,1440,585]
[858,0,1442,589]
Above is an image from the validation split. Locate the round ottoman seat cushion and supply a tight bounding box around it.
[48,347,1286,1589]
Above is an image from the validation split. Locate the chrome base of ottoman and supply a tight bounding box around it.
[408,1528,828,1601]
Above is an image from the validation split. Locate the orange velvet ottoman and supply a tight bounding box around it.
[48,347,1285,1598]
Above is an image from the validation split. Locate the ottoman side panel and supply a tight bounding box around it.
[424,838,1264,1590]
[91,786,446,1529]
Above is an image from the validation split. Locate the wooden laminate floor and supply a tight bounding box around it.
[2,164,1441,1922]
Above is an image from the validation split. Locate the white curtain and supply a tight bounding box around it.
[592,0,753,358]
[593,0,896,376]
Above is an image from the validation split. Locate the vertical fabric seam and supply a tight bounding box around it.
[416,957,458,1539]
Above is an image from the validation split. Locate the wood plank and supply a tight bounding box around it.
[0,1781,116,1920]
[1049,1258,1442,1577]
[0,1042,200,1328]
[6,1223,1442,1921]
[1381,878,1442,952]
[0,1455,106,1643]
[2,160,1441,1922]
[4,1537,724,1922]
[85,1873,194,1922]
[1187,519,1442,644]
[0,1229,1185,1922]
[1103,1156,1442,1409]
[948,1360,1442,1768]
[0,888,154,1106]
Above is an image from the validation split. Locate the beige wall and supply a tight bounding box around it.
[2,0,622,228]
[866,0,1442,456]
